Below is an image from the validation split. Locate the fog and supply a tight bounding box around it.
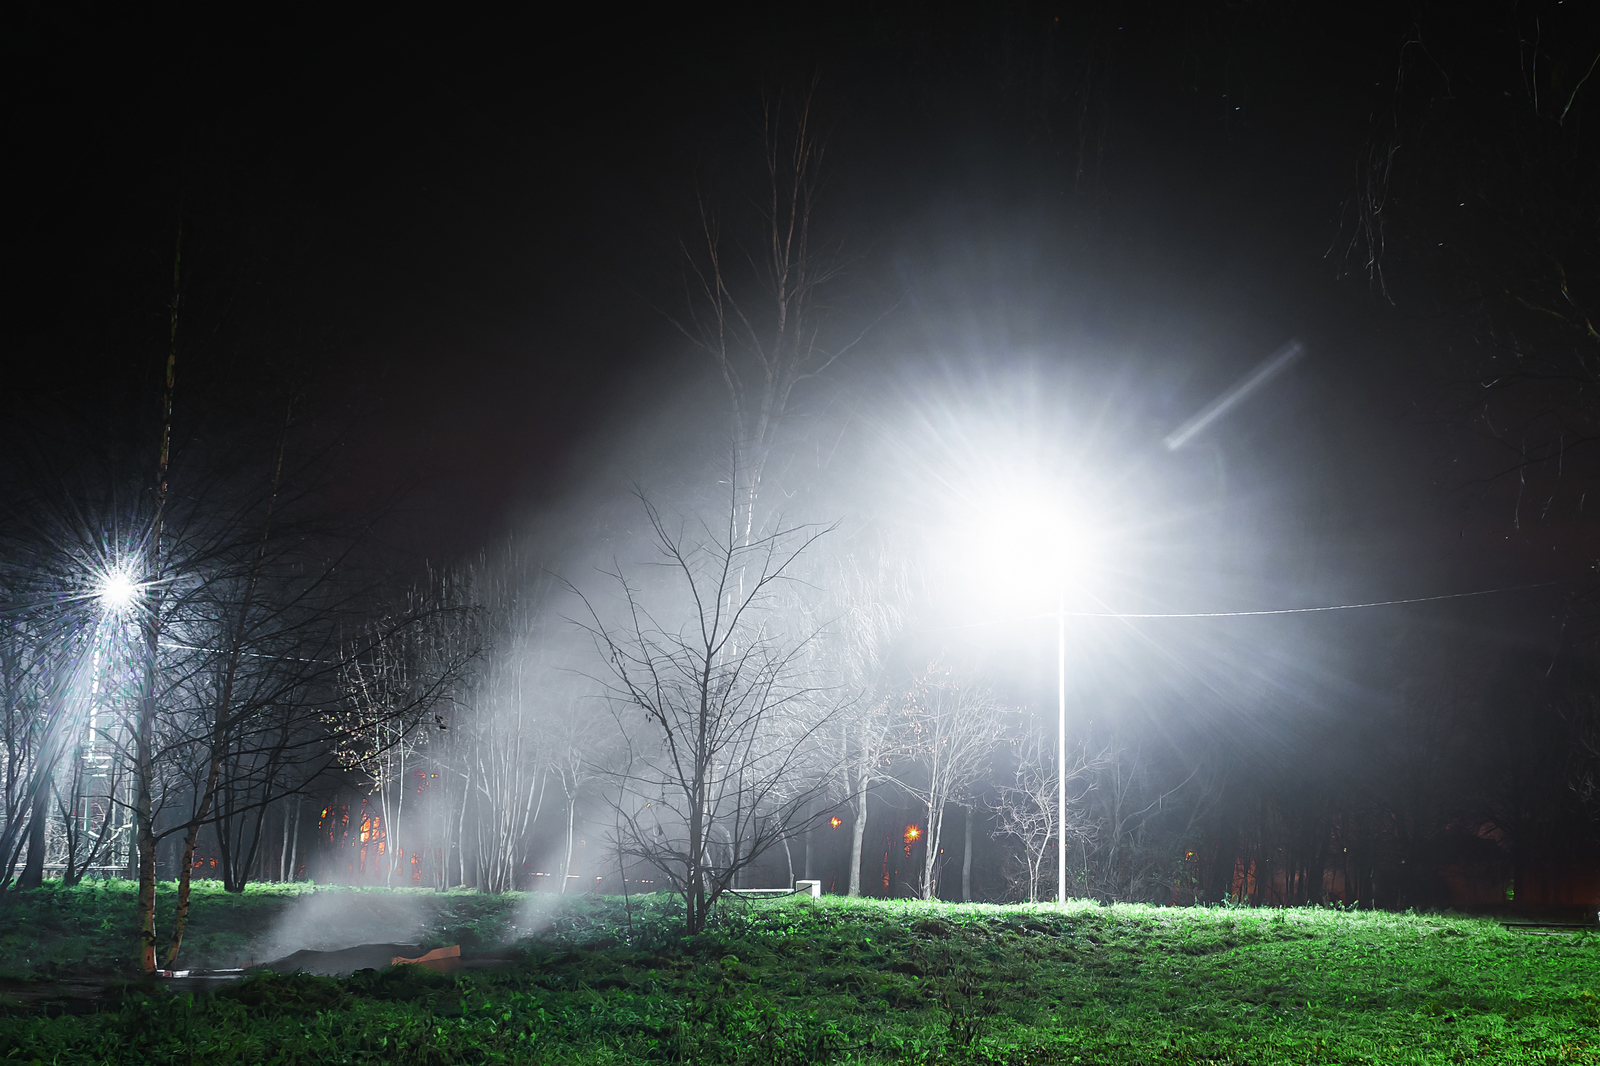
[4,6,1593,942]
[252,889,431,964]
[282,245,1575,915]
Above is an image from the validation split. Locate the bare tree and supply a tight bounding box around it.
[546,705,613,895]
[672,82,883,541]
[52,729,128,887]
[455,672,554,895]
[799,541,917,896]
[410,543,596,894]
[0,614,116,891]
[0,621,47,889]
[893,661,1005,901]
[992,714,1101,902]
[1567,689,1600,825]
[334,577,481,890]
[1084,740,1204,903]
[575,487,836,934]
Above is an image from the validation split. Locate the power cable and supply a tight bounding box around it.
[923,581,1564,631]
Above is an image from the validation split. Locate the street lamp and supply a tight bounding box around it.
[954,484,1091,906]
[97,567,139,611]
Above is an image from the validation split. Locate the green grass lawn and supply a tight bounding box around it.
[2,882,1596,1064]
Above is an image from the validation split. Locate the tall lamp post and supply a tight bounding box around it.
[956,487,1088,907]
[1056,591,1067,905]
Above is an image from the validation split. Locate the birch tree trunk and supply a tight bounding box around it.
[849,789,870,897]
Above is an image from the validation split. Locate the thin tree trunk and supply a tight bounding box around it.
[216,789,236,889]
[134,600,162,971]
[231,786,272,891]
[136,218,181,974]
[687,763,706,934]
[456,769,470,888]
[287,795,301,881]
[514,772,547,892]
[1208,788,1238,904]
[52,773,74,885]
[561,794,577,894]
[474,796,488,890]
[167,762,224,963]
[19,794,45,889]
[388,746,405,887]
[922,798,947,900]
[278,800,290,881]
[961,806,973,902]
[134,619,159,972]
[283,787,300,877]
[849,790,869,897]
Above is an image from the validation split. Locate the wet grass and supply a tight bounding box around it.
[2,885,1596,1064]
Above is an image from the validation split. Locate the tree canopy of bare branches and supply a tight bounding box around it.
[670,82,887,541]
[574,487,837,934]
[992,714,1101,903]
[893,661,1005,901]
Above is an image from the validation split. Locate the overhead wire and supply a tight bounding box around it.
[922,580,1563,631]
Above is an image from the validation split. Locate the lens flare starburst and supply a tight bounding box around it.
[97,568,139,610]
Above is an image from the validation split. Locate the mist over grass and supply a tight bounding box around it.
[250,885,431,962]
[0,881,534,976]
[4,884,1597,1064]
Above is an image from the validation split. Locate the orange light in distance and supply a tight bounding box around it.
[830,816,842,829]
[904,825,921,844]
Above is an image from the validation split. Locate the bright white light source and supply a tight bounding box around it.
[950,480,1093,612]
[98,569,138,610]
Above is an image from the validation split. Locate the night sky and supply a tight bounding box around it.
[7,8,1598,726]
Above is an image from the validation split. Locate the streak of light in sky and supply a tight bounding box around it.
[1163,339,1305,451]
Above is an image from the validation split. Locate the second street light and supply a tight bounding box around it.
[97,566,140,612]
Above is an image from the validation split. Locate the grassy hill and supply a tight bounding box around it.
[2,882,1596,1064]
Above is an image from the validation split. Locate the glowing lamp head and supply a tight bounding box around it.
[97,569,138,611]
[904,824,921,845]
[829,816,842,829]
[944,476,1097,615]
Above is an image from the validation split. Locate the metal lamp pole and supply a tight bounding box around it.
[1057,591,1067,905]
